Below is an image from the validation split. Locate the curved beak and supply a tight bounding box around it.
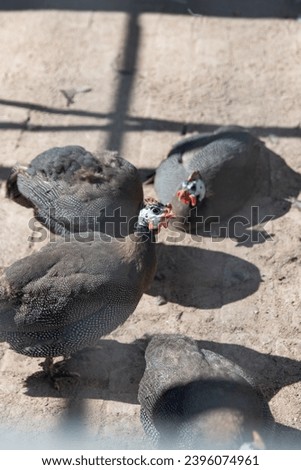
[176,189,197,207]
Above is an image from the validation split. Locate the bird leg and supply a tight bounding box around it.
[40,356,54,375]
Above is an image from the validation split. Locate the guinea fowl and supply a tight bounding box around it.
[138,335,275,449]
[7,146,143,237]
[154,126,263,231]
[0,199,173,384]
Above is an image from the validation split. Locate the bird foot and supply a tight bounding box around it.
[39,357,80,390]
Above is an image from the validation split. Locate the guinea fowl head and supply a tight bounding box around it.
[137,198,174,232]
[176,171,206,207]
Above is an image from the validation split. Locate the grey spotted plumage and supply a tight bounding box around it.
[138,335,275,449]
[7,146,143,237]
[0,201,173,373]
[154,126,263,228]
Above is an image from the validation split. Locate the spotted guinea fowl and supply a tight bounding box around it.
[0,199,173,383]
[138,335,275,449]
[7,146,143,237]
[154,126,263,230]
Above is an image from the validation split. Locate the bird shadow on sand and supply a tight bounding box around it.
[148,242,261,308]
[24,338,147,403]
[23,337,301,403]
[23,337,301,449]
[200,147,301,247]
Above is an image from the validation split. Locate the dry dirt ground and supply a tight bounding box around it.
[0,0,301,450]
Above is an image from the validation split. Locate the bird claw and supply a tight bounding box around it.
[39,357,80,390]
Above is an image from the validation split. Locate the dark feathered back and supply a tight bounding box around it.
[7,146,143,238]
[138,334,274,449]
[0,201,173,361]
[154,126,263,224]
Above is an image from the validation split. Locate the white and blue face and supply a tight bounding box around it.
[138,200,173,231]
[182,178,206,199]
[177,174,206,206]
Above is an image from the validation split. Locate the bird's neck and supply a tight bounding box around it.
[124,225,157,291]
[133,225,157,244]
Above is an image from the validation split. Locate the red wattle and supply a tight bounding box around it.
[189,194,197,206]
[177,190,191,205]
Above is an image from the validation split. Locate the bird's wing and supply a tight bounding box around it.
[154,130,252,203]
[9,148,142,234]
[154,155,188,204]
[0,240,118,333]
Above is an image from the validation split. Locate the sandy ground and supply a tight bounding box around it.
[0,0,301,450]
